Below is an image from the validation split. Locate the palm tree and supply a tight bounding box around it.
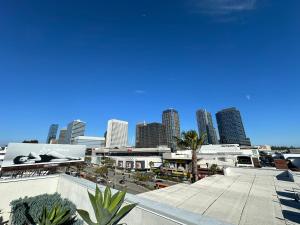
[149,161,154,172]
[175,130,206,183]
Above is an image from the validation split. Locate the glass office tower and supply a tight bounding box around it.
[46,124,59,144]
[196,109,218,144]
[162,109,180,151]
[216,107,251,146]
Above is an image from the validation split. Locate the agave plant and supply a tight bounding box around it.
[77,185,137,225]
[37,205,77,225]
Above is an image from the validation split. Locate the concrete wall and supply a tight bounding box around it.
[0,175,59,220]
[57,175,186,225]
[0,174,229,225]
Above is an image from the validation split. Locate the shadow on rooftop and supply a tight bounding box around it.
[277,191,296,199]
[282,210,300,224]
[279,198,300,210]
[276,171,293,182]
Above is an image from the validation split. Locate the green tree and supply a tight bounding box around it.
[175,130,206,183]
[102,158,115,168]
[77,186,136,225]
[95,166,108,178]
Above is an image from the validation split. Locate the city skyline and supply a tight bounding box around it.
[0,1,299,146]
[0,105,299,147]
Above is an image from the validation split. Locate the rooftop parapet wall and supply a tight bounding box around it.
[0,175,60,220]
[58,174,232,225]
[0,174,231,225]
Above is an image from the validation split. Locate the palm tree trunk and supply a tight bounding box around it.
[192,149,198,182]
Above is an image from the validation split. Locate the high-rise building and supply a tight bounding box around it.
[162,109,180,151]
[58,128,68,144]
[135,122,167,148]
[216,107,251,146]
[66,120,86,144]
[196,109,218,145]
[135,122,145,148]
[106,119,128,148]
[46,124,59,144]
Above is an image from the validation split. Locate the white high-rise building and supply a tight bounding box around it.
[66,120,86,144]
[106,119,128,148]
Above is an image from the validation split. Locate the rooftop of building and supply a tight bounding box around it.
[139,167,300,225]
[94,146,171,153]
[1,167,299,225]
[217,107,238,113]
[0,173,231,225]
[74,136,105,141]
[163,108,178,113]
[108,119,128,123]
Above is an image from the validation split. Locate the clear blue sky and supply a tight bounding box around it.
[0,0,299,146]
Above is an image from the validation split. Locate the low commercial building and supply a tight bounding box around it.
[73,136,105,149]
[0,147,6,166]
[163,144,258,171]
[112,156,162,170]
[91,146,171,170]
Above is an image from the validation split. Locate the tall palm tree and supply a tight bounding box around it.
[175,130,206,183]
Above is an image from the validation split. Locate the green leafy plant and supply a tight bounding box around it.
[77,185,136,225]
[37,205,77,225]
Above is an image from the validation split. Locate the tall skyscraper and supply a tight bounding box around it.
[216,107,251,146]
[135,122,167,148]
[58,128,67,144]
[106,119,128,148]
[135,122,145,148]
[162,109,180,151]
[66,120,86,144]
[196,109,218,145]
[46,124,59,144]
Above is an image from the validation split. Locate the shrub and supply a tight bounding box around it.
[10,193,82,225]
[209,164,219,175]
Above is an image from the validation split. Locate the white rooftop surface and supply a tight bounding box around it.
[139,167,300,225]
[74,136,105,140]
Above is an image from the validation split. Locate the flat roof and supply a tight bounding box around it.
[139,167,300,225]
[74,136,105,140]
